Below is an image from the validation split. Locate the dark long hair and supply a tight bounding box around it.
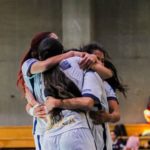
[80,42,110,59]
[104,60,127,97]
[38,37,81,124]
[81,42,127,97]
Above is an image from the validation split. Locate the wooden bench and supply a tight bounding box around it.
[0,126,34,148]
[110,123,150,136]
[0,124,149,148]
[110,124,150,148]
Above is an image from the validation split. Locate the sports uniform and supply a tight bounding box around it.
[22,58,46,150]
[60,57,118,150]
[22,56,115,150]
[104,81,118,150]
[42,56,108,150]
[83,82,118,150]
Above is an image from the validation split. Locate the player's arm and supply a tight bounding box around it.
[61,97,94,110]
[44,96,95,113]
[25,86,39,106]
[79,54,112,79]
[30,51,84,74]
[25,86,47,118]
[91,60,113,79]
[90,81,120,124]
[26,103,46,118]
[89,100,120,124]
[44,70,102,113]
[105,82,120,122]
[108,100,120,122]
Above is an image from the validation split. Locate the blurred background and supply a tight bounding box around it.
[0,0,150,126]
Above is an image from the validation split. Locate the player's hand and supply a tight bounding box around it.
[79,53,98,70]
[44,96,62,113]
[66,50,85,58]
[33,104,47,119]
[73,51,86,57]
[49,32,59,39]
[89,110,110,124]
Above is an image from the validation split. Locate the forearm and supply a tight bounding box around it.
[30,52,75,74]
[108,101,120,123]
[26,102,47,118]
[92,62,113,79]
[61,97,94,111]
[90,100,120,124]
[26,97,39,106]
[26,103,38,116]
[25,86,39,106]
[45,96,95,112]
[26,103,32,114]
[108,111,120,123]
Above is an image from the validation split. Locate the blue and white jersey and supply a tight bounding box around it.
[59,56,83,90]
[80,73,116,150]
[60,56,108,108]
[88,82,117,150]
[104,81,118,103]
[22,58,37,93]
[104,82,118,150]
[83,70,109,111]
[44,56,107,137]
[22,58,46,135]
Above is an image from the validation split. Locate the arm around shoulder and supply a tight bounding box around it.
[30,51,83,74]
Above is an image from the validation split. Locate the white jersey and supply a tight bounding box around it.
[104,81,118,102]
[59,56,107,107]
[88,82,117,150]
[44,56,106,137]
[86,81,117,150]
[22,58,46,135]
[60,56,113,150]
[22,57,114,150]
[105,81,118,150]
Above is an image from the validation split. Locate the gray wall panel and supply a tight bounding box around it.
[0,0,149,125]
[93,0,150,123]
[0,0,62,125]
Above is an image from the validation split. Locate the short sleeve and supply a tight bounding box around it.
[22,58,38,78]
[59,56,84,90]
[82,71,103,103]
[104,81,118,102]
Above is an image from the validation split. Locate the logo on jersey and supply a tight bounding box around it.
[59,60,71,70]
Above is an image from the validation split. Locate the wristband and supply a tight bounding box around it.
[28,104,39,116]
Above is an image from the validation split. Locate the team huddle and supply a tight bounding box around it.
[17,32,126,150]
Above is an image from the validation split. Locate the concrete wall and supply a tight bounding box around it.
[92,0,150,123]
[62,0,91,49]
[0,0,149,125]
[0,0,62,125]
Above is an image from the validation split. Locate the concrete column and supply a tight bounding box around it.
[62,0,91,49]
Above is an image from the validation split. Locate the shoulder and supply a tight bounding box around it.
[61,56,81,63]
[23,58,38,67]
[104,81,114,92]
[22,58,38,76]
[59,56,81,70]
[104,81,118,101]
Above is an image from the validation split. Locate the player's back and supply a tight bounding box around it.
[59,56,84,90]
